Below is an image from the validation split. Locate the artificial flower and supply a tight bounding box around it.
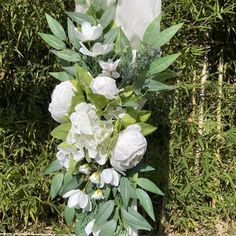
[91,189,105,200]
[99,59,120,78]
[79,164,90,174]
[89,172,101,184]
[48,81,76,123]
[100,168,120,187]
[90,76,119,99]
[111,124,147,172]
[63,189,92,211]
[85,219,100,236]
[80,42,113,57]
[74,22,103,42]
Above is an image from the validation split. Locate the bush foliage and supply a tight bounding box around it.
[0,0,235,234]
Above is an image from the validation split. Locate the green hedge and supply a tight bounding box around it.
[0,0,235,234]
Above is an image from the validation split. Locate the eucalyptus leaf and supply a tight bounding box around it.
[131,162,155,173]
[67,18,80,49]
[64,206,75,225]
[52,49,81,62]
[149,53,181,75]
[44,159,62,175]
[120,177,131,209]
[45,14,67,41]
[50,173,64,199]
[95,200,114,227]
[98,220,117,236]
[145,80,176,92]
[49,71,74,81]
[136,189,155,221]
[63,65,77,76]
[66,11,95,25]
[38,33,66,50]
[100,4,116,29]
[137,178,164,196]
[104,27,120,44]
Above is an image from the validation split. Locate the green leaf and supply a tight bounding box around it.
[59,174,84,196]
[68,159,78,175]
[38,33,66,50]
[121,114,136,127]
[52,49,81,62]
[88,93,109,110]
[143,13,162,46]
[121,208,152,231]
[100,4,116,29]
[137,178,164,196]
[120,177,131,209]
[67,18,80,49]
[50,173,64,199]
[149,53,181,75]
[151,23,183,49]
[104,27,120,44]
[136,189,155,221]
[138,123,157,136]
[93,0,104,12]
[44,159,62,175]
[66,11,95,25]
[95,200,115,227]
[131,162,155,173]
[76,64,92,88]
[145,80,176,92]
[123,100,139,109]
[50,123,71,141]
[98,220,117,236]
[152,70,179,82]
[63,65,76,76]
[49,71,74,81]
[64,206,75,225]
[45,14,66,41]
[139,110,151,123]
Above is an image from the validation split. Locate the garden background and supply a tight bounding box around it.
[0,0,235,235]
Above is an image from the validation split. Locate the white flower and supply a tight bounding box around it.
[79,164,90,175]
[48,81,76,123]
[85,219,101,236]
[63,189,92,211]
[70,102,98,135]
[56,143,84,169]
[74,22,103,42]
[111,124,147,172]
[91,189,105,200]
[100,168,120,187]
[80,42,113,57]
[99,59,120,78]
[89,172,101,184]
[90,76,118,99]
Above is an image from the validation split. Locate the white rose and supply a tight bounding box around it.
[48,81,76,123]
[90,76,119,99]
[111,124,147,172]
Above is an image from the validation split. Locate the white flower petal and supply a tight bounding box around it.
[68,192,80,208]
[62,189,80,198]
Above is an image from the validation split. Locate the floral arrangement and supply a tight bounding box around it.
[40,1,182,235]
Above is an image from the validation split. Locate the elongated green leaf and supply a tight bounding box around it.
[138,123,157,136]
[38,33,66,50]
[93,0,104,11]
[59,174,84,196]
[44,159,62,175]
[50,123,71,141]
[52,49,81,62]
[49,71,74,81]
[149,53,181,75]
[137,178,164,196]
[136,189,155,221]
[66,11,95,25]
[145,80,176,92]
[153,70,179,82]
[67,18,80,49]
[98,220,117,236]
[64,206,75,225]
[139,110,151,123]
[104,27,120,44]
[100,4,116,29]
[143,13,162,46]
[120,177,131,209]
[88,93,109,110]
[50,173,64,199]
[95,200,114,227]
[45,14,66,41]
[131,162,155,173]
[76,64,92,88]
[121,208,152,231]
[63,65,76,76]
[151,23,183,49]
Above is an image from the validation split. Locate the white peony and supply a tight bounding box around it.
[90,76,119,99]
[100,168,120,187]
[63,189,92,211]
[111,124,147,172]
[48,81,76,123]
[80,42,113,57]
[74,22,103,42]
